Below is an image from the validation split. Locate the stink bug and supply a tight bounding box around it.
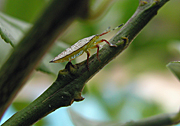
[50,24,123,69]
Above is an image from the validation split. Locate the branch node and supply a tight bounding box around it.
[139,1,148,6]
[65,62,78,75]
[74,92,84,102]
[116,36,129,47]
[152,0,161,6]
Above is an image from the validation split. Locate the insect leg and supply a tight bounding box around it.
[85,50,90,70]
[89,45,101,62]
[96,39,117,47]
[96,44,100,62]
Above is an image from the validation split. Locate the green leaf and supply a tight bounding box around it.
[0,12,69,75]
[0,12,31,65]
[167,61,180,81]
[0,11,31,46]
[168,41,180,54]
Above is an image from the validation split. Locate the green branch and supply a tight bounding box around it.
[2,0,171,125]
[122,112,180,126]
[0,0,89,118]
[68,109,180,126]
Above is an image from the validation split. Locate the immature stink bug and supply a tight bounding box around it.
[50,24,123,68]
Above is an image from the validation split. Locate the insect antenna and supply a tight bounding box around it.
[99,23,124,37]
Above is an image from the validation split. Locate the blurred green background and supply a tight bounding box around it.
[0,0,180,125]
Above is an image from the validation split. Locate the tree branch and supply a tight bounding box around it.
[68,109,180,126]
[0,0,89,118]
[2,0,170,125]
[122,112,180,126]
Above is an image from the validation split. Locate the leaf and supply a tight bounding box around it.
[0,11,32,46]
[0,12,69,75]
[168,41,180,54]
[0,11,31,65]
[167,61,180,81]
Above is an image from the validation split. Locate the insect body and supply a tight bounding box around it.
[50,24,123,68]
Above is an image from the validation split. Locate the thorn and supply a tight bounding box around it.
[74,96,85,102]
[110,43,117,47]
[65,61,73,70]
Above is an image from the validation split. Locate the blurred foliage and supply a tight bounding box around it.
[2,0,49,23]
[167,61,180,81]
[0,12,67,74]
[13,101,30,111]
[167,41,180,81]
[69,90,163,125]
[0,11,31,46]
[88,83,163,121]
[0,0,180,125]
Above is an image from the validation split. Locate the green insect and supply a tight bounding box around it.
[50,24,123,68]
